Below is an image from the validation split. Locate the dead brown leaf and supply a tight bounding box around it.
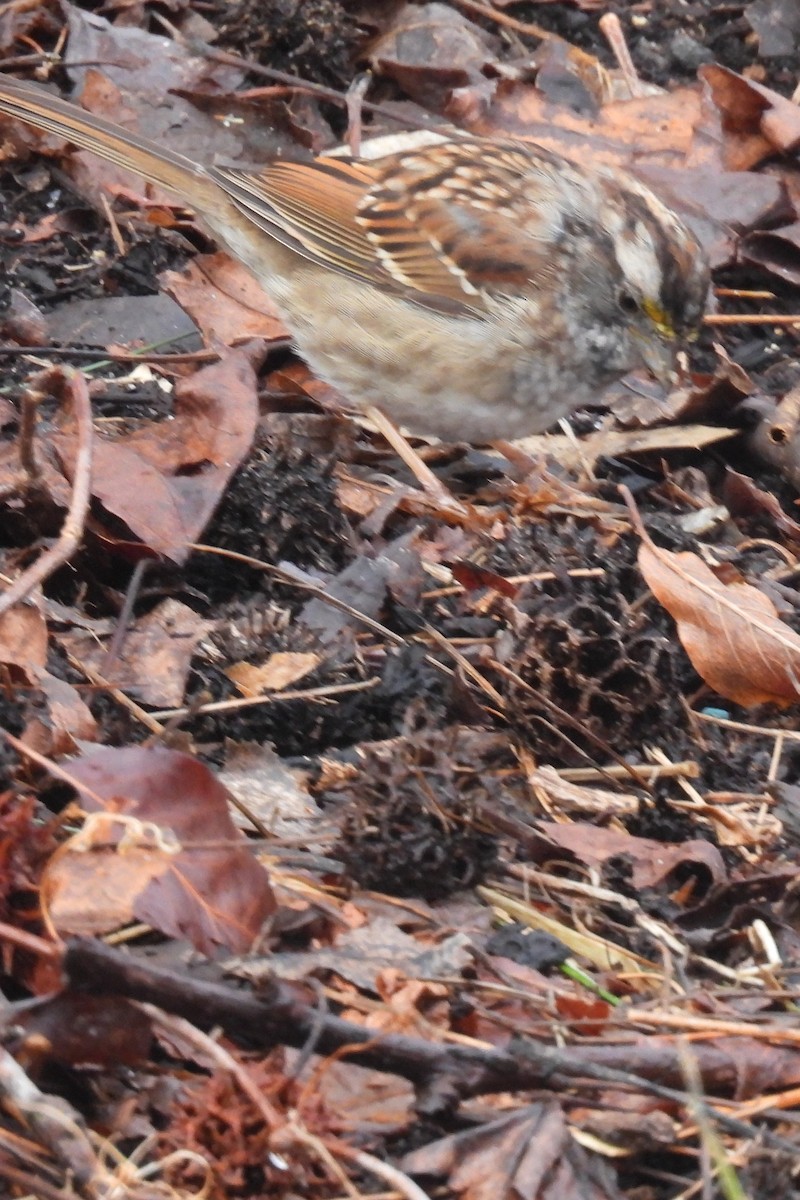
[43,745,274,954]
[1,288,48,346]
[537,822,726,890]
[13,992,153,1069]
[226,651,321,697]
[740,219,800,285]
[45,294,197,351]
[0,601,97,753]
[636,163,789,267]
[402,1102,624,1199]
[367,2,499,112]
[161,252,289,350]
[218,741,323,837]
[52,342,262,563]
[724,467,800,543]
[34,673,98,756]
[57,8,247,207]
[448,78,711,171]
[575,1105,677,1153]
[248,917,472,993]
[629,490,800,706]
[57,598,215,708]
[0,11,310,228]
[603,351,753,429]
[311,1057,413,1135]
[0,602,48,682]
[534,35,615,115]
[700,63,800,168]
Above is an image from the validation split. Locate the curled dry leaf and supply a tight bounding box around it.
[52,342,262,564]
[625,488,800,707]
[402,1101,624,1200]
[366,1,499,110]
[724,467,800,544]
[160,252,289,349]
[226,651,321,697]
[42,745,274,955]
[700,63,800,166]
[536,822,725,890]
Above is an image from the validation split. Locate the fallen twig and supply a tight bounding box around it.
[0,371,93,618]
[61,938,800,1155]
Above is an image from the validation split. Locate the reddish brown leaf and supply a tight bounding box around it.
[635,517,800,707]
[554,994,612,1037]
[161,252,289,350]
[44,745,274,954]
[57,599,215,708]
[448,561,519,598]
[14,992,152,1068]
[402,1103,623,1199]
[52,342,262,563]
[0,603,48,683]
[700,63,800,163]
[41,834,172,938]
[537,823,726,891]
[448,78,712,172]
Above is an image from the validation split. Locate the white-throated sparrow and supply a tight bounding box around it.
[0,76,709,442]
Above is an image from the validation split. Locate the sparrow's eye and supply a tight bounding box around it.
[618,290,638,315]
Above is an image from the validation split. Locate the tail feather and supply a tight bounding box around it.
[0,75,221,211]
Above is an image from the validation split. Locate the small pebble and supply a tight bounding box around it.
[670,29,714,70]
[635,37,669,75]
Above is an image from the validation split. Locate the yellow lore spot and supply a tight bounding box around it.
[642,297,675,337]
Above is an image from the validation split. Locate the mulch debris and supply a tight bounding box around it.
[3,1,800,1198]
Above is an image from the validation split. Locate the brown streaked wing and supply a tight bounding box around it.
[211,157,374,274]
[405,195,550,292]
[211,155,480,314]
[363,140,563,296]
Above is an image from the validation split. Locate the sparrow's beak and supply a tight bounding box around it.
[638,334,679,389]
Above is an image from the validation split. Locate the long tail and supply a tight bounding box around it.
[0,74,223,213]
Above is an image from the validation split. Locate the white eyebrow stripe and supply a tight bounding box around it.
[613,220,663,301]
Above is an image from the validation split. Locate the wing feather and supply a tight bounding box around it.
[211,140,560,314]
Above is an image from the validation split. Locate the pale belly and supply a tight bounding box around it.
[270,268,599,443]
[214,227,602,443]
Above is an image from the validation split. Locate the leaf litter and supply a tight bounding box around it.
[3,2,800,1199]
